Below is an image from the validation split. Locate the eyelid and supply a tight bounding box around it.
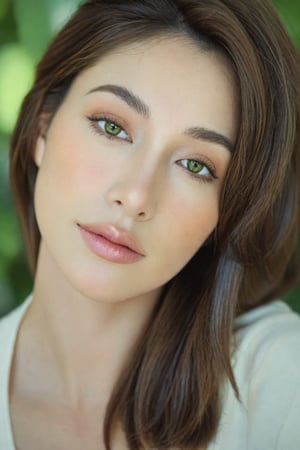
[177,156,218,181]
[86,114,132,142]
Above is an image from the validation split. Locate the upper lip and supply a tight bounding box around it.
[78,223,145,256]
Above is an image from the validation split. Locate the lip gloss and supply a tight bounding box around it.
[78,225,144,264]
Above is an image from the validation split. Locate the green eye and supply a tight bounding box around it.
[88,117,129,140]
[179,159,215,179]
[187,160,204,173]
[104,120,123,136]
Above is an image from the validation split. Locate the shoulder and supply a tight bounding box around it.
[234,300,300,375]
[233,301,300,449]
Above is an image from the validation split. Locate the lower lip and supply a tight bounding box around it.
[78,225,144,264]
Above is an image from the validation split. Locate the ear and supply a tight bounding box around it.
[33,113,50,167]
[33,134,46,167]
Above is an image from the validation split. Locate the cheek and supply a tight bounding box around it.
[147,189,219,286]
[38,128,107,196]
[166,187,219,250]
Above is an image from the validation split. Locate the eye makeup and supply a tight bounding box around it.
[177,157,218,182]
[86,114,132,142]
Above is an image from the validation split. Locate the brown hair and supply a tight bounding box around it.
[10,1,300,449]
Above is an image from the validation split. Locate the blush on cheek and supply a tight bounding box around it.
[170,190,219,240]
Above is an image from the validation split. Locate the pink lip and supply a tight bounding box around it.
[77,223,145,264]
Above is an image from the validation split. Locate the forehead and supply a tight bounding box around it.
[65,36,238,142]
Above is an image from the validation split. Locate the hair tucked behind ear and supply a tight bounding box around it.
[10,1,300,449]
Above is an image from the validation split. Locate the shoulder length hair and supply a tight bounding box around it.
[10,1,300,449]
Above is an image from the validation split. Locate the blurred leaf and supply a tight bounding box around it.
[0,210,21,260]
[0,0,9,20]
[0,279,15,316]
[0,43,34,134]
[0,135,11,207]
[273,0,300,48]
[0,131,9,156]
[6,250,32,307]
[285,284,300,313]
[14,0,81,60]
[0,1,18,45]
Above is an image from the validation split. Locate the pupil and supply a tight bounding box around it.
[188,160,202,172]
[106,122,120,135]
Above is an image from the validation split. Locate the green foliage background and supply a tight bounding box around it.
[0,0,299,317]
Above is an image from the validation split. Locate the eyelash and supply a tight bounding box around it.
[86,115,218,182]
[87,115,132,142]
[177,158,218,182]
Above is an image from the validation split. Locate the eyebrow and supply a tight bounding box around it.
[86,84,234,153]
[86,84,150,118]
[184,127,234,153]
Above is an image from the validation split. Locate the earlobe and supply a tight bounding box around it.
[34,135,46,167]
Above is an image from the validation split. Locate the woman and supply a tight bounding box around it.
[1,0,300,449]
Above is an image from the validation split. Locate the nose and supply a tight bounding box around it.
[105,163,159,221]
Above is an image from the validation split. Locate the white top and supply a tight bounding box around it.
[0,297,31,450]
[0,298,300,449]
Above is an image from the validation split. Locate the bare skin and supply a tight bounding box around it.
[9,36,237,449]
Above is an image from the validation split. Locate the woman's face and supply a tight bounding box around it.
[34,37,237,303]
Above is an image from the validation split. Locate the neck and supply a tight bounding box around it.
[20,242,160,411]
